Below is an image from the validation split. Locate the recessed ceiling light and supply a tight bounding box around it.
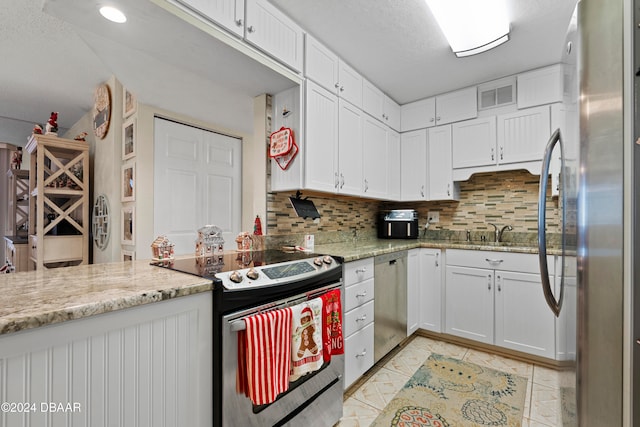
[99,6,127,23]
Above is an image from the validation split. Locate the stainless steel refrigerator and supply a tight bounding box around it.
[538,0,631,425]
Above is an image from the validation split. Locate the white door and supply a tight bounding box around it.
[305,80,339,193]
[427,125,454,200]
[178,0,244,37]
[452,116,496,169]
[445,265,494,344]
[154,118,241,255]
[400,129,427,201]
[419,249,442,333]
[337,99,363,196]
[362,115,388,199]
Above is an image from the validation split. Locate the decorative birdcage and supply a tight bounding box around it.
[195,225,225,257]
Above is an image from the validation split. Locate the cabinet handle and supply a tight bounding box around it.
[500,146,504,160]
[247,25,255,33]
[355,290,367,298]
[340,86,345,92]
[485,258,504,264]
[235,19,243,26]
[447,183,451,196]
[340,173,345,189]
[335,83,340,89]
[356,314,367,322]
[491,147,495,161]
[430,117,435,122]
[355,267,367,274]
[487,274,492,290]
[355,349,367,358]
[435,253,439,267]
[364,179,368,192]
[420,185,425,198]
[497,275,502,291]
[436,116,441,121]
[334,172,339,189]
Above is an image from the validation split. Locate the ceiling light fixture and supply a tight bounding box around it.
[99,6,127,23]
[425,0,510,58]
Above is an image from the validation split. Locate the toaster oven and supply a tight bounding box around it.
[377,210,419,239]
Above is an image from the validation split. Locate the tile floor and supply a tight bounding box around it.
[338,335,575,427]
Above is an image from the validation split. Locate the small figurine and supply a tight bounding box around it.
[10,148,22,169]
[74,131,88,141]
[32,124,43,135]
[45,112,59,135]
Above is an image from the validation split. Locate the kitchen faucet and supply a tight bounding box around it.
[487,223,513,242]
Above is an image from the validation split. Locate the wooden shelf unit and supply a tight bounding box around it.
[26,134,90,269]
[6,169,29,238]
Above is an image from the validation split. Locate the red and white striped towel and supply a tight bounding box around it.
[237,307,293,405]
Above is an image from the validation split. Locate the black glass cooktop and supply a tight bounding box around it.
[151,249,319,279]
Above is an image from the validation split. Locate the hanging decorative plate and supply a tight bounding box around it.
[92,194,110,251]
[269,127,298,170]
[93,84,111,139]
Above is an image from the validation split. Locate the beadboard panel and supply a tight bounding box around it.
[0,293,212,427]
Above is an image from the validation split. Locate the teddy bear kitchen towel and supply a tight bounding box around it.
[239,307,293,405]
[290,298,324,381]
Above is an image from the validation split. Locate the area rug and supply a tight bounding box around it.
[370,353,527,427]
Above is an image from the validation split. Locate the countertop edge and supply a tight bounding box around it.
[0,282,213,336]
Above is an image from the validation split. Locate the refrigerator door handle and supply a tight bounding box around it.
[538,128,565,317]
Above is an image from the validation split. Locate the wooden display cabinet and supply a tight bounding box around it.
[6,169,29,237]
[26,134,89,269]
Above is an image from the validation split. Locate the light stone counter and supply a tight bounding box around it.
[0,240,562,336]
[313,238,556,263]
[0,259,211,336]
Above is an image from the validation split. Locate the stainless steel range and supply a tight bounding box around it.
[152,250,344,427]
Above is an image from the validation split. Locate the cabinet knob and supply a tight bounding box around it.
[235,19,243,26]
[340,86,344,92]
[430,118,435,122]
[247,25,255,33]
[335,83,340,89]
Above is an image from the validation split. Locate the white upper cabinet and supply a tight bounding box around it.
[177,0,245,36]
[435,87,478,125]
[427,125,459,201]
[304,80,340,193]
[338,61,363,108]
[362,115,389,199]
[401,97,436,131]
[362,80,401,131]
[452,116,497,170]
[387,129,401,200]
[304,34,362,107]
[400,129,428,201]
[338,99,364,196]
[517,64,563,109]
[497,105,551,165]
[304,34,339,93]
[400,87,477,132]
[245,0,304,72]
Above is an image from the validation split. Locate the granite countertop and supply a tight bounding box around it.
[0,239,562,337]
[314,238,557,262]
[0,259,211,336]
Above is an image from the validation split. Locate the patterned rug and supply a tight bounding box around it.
[370,353,527,427]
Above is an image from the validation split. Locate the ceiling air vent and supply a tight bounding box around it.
[478,77,516,110]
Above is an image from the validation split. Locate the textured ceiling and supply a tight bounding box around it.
[0,0,577,145]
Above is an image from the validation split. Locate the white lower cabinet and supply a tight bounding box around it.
[343,257,375,389]
[0,293,212,426]
[445,249,556,358]
[407,248,442,335]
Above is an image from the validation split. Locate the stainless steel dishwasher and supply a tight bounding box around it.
[374,251,407,362]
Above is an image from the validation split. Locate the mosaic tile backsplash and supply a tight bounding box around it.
[266,169,560,244]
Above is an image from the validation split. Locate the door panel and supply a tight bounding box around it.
[154,118,241,255]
